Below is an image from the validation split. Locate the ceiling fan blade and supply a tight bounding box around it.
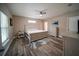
[35,10,41,12]
[41,9,47,12]
[35,9,47,15]
[35,9,47,12]
[42,12,46,14]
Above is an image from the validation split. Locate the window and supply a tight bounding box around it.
[28,20,36,23]
[0,11,9,46]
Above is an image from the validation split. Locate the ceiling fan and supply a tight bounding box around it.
[35,9,47,16]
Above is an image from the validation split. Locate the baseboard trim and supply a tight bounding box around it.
[2,37,14,56]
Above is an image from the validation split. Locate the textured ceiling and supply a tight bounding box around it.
[7,3,79,19]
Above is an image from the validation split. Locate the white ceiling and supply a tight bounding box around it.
[7,3,79,19]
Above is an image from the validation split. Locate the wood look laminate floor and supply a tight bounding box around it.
[5,36,64,56]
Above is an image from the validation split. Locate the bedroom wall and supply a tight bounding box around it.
[47,10,79,38]
[12,16,44,35]
[0,4,13,49]
[47,16,68,36]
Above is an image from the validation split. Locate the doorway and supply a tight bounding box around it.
[44,21,48,31]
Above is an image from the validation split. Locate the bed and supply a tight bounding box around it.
[26,30,49,42]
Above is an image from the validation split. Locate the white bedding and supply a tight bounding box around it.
[27,30,48,34]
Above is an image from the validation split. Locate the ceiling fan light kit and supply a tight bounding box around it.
[35,9,47,17]
[40,14,43,16]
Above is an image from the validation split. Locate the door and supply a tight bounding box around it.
[44,21,48,31]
